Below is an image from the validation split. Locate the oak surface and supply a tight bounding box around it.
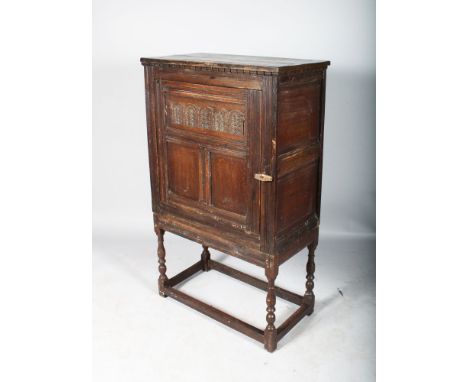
[142,53,330,352]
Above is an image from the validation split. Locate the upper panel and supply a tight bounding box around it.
[162,81,247,142]
[141,53,330,75]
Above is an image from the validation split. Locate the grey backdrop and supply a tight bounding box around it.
[93,0,375,237]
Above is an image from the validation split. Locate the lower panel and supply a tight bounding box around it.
[155,211,265,267]
[276,225,319,265]
[166,141,202,201]
[275,162,318,234]
[210,153,249,216]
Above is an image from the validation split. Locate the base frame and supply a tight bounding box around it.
[162,257,314,351]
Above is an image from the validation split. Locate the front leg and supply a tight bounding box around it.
[304,239,318,315]
[264,256,279,352]
[156,227,168,297]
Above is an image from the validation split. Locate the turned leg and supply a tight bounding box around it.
[201,245,211,271]
[264,256,279,352]
[156,227,168,297]
[304,239,318,315]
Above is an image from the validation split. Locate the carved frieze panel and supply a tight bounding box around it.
[168,102,245,136]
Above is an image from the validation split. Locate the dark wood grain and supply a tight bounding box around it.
[265,256,279,352]
[156,228,167,297]
[142,53,330,352]
[141,53,330,75]
[305,239,318,315]
[210,153,248,215]
[166,141,202,201]
[276,163,318,233]
[201,245,211,271]
[277,80,321,153]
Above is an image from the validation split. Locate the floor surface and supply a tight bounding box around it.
[93,230,375,382]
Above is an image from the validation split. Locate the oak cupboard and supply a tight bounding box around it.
[141,53,330,352]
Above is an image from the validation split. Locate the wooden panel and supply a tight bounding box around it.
[155,211,265,267]
[156,69,264,90]
[167,94,245,138]
[166,141,202,201]
[163,80,247,100]
[276,163,318,233]
[163,81,247,142]
[277,82,321,153]
[277,144,320,177]
[276,221,318,263]
[210,153,248,216]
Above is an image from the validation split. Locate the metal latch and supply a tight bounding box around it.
[254,173,273,182]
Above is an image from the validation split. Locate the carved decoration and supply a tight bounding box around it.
[200,107,213,129]
[169,102,245,136]
[171,104,183,125]
[145,61,326,76]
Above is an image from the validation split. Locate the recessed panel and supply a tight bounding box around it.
[276,163,318,232]
[166,141,201,201]
[277,82,321,153]
[210,153,248,216]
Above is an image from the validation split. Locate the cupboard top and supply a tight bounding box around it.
[140,53,330,75]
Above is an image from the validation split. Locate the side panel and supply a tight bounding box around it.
[276,164,317,232]
[277,81,321,154]
[275,70,326,261]
[143,65,161,214]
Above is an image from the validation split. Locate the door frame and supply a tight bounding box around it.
[155,79,262,237]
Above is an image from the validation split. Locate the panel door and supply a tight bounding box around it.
[157,80,261,236]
